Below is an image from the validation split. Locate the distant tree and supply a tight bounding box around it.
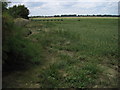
[54,15,60,17]
[61,14,77,17]
[8,5,29,19]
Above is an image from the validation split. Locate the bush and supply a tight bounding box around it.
[2,12,43,71]
[2,12,14,65]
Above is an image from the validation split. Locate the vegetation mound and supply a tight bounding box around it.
[14,18,29,26]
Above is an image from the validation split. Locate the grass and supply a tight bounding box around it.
[3,17,118,88]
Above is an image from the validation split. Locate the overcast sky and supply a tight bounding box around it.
[8,0,119,16]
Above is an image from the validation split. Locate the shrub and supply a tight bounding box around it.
[2,12,14,65]
[2,12,43,71]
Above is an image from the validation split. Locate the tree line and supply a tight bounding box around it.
[30,14,119,18]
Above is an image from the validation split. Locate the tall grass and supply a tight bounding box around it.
[33,18,118,88]
[3,17,118,88]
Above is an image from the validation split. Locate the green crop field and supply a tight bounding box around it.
[31,17,118,20]
[3,17,118,88]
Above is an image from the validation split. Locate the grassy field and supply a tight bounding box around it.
[3,17,119,88]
